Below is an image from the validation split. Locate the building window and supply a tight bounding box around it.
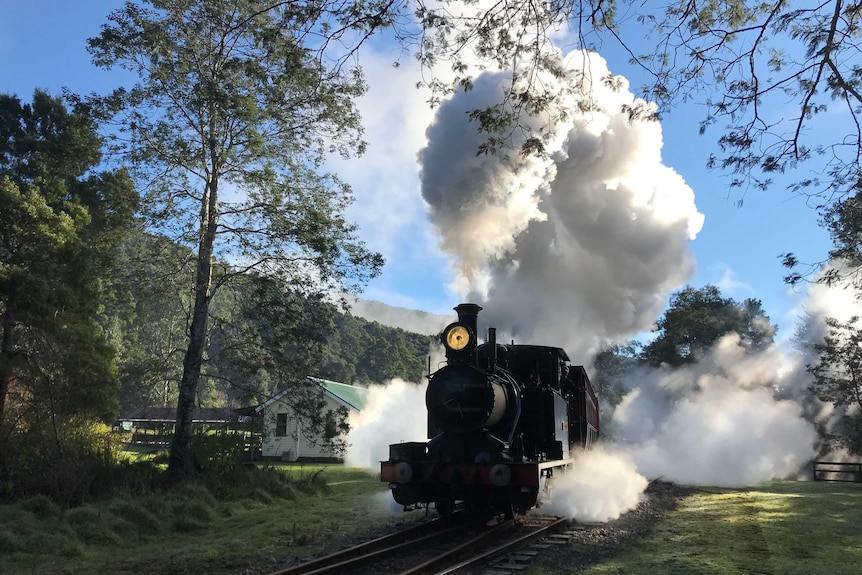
[275,413,287,437]
[324,410,337,439]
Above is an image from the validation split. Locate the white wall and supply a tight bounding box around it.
[261,394,347,460]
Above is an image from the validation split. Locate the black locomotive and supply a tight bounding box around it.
[381,303,599,516]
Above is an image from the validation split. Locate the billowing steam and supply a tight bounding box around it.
[783,261,862,459]
[540,447,648,522]
[535,335,817,519]
[420,50,703,359]
[344,378,428,471]
[613,335,818,487]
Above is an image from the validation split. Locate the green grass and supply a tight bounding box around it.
[14,469,855,575]
[0,464,405,575]
[532,480,862,575]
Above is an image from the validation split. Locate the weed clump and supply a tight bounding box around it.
[0,524,22,553]
[107,500,162,535]
[27,530,83,558]
[296,469,332,496]
[252,488,274,504]
[65,506,122,545]
[18,494,60,520]
[174,482,218,508]
[171,499,216,532]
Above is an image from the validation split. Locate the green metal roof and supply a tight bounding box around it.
[308,377,369,411]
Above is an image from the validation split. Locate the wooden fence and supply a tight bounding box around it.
[812,461,862,482]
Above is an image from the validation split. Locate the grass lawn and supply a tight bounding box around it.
[6,469,860,575]
[0,464,411,575]
[550,480,862,575]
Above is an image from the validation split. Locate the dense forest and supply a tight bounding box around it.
[103,226,435,414]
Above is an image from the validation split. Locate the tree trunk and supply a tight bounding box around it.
[0,312,14,421]
[168,175,219,475]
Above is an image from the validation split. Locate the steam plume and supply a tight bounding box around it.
[420,50,704,358]
[541,447,648,522]
[612,337,818,487]
[344,378,428,471]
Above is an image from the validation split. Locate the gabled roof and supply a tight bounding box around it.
[311,377,368,411]
[257,377,369,413]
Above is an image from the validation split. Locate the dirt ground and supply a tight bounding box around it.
[525,481,694,573]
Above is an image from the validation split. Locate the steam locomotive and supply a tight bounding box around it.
[380,303,599,516]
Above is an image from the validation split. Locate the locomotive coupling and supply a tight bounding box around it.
[489,464,512,486]
[393,462,413,484]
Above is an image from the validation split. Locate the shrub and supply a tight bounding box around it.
[189,431,245,473]
[296,469,332,496]
[0,418,127,506]
[106,500,162,535]
[0,525,22,554]
[171,500,215,532]
[17,494,60,520]
[64,506,122,545]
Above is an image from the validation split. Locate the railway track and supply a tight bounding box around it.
[266,513,584,575]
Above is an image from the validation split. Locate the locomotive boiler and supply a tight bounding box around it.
[380,303,599,516]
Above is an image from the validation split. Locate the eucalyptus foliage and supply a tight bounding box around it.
[87,0,386,473]
[206,274,335,405]
[641,285,776,368]
[102,230,194,412]
[808,316,862,454]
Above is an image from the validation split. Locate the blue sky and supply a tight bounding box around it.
[0,1,834,344]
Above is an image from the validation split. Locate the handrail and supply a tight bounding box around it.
[812,460,862,482]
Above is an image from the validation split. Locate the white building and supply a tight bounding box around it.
[257,377,367,461]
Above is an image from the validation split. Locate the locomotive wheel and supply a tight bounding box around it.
[435,499,456,518]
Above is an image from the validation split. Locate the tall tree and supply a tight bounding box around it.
[87,0,386,474]
[642,285,776,367]
[0,90,136,430]
[591,341,641,405]
[808,316,862,454]
[794,191,862,290]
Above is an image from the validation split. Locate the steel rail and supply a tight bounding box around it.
[396,518,517,575]
[267,513,469,575]
[428,516,569,575]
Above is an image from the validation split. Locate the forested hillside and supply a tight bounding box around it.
[100,228,434,413]
[319,314,434,387]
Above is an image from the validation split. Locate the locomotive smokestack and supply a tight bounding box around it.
[454,303,482,336]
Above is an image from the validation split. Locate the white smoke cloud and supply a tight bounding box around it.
[540,447,648,522]
[345,378,429,472]
[798,260,862,342]
[419,50,704,359]
[535,334,819,521]
[785,261,862,461]
[613,334,818,487]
